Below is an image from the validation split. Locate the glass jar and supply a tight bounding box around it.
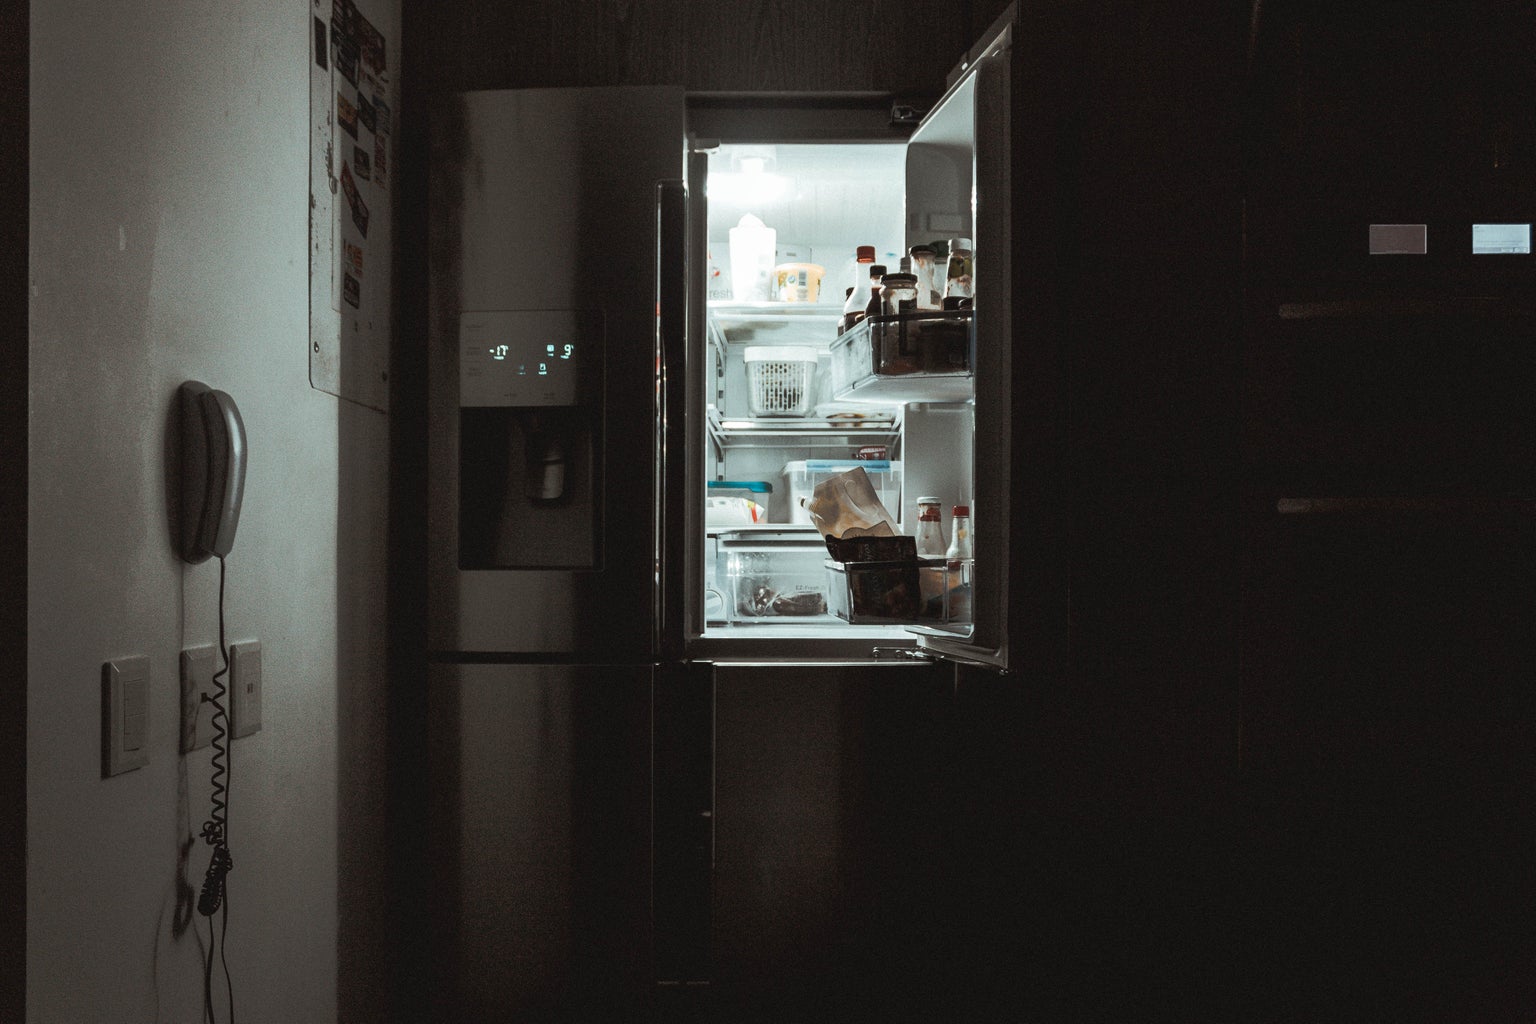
[908,245,942,310]
[943,237,974,301]
[878,272,918,317]
[876,272,921,375]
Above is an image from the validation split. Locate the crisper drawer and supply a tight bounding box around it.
[717,530,835,623]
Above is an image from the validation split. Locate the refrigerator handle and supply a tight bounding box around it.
[655,179,689,662]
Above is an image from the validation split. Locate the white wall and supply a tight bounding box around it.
[28,2,391,1021]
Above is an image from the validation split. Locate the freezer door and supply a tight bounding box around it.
[428,87,686,655]
[907,18,1032,673]
[427,663,652,1018]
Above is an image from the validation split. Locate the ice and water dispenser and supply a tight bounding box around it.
[456,309,604,570]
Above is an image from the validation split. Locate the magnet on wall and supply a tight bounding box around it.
[354,145,371,181]
[335,35,359,87]
[374,134,387,187]
[358,15,386,73]
[338,162,369,238]
[358,95,376,135]
[313,16,328,70]
[344,240,364,276]
[343,273,361,308]
[373,95,390,135]
[337,91,358,139]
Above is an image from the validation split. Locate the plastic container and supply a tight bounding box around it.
[782,459,903,526]
[744,346,819,417]
[707,480,774,523]
[719,533,831,621]
[825,558,957,623]
[773,262,825,303]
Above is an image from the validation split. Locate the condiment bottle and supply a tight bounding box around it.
[878,272,918,317]
[915,497,947,557]
[942,237,974,301]
[908,245,942,310]
[839,246,877,335]
[863,264,887,321]
[946,504,974,586]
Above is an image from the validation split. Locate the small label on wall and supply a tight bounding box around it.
[1472,223,1530,254]
[1369,224,1427,254]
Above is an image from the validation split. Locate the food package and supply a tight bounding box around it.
[804,465,898,540]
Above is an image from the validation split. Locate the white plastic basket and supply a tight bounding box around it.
[744,346,819,417]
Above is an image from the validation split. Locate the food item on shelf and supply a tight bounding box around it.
[771,591,828,615]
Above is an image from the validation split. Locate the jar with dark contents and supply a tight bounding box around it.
[876,272,921,375]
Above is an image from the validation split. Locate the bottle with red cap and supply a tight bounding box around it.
[946,505,973,583]
[944,504,974,622]
[839,245,878,335]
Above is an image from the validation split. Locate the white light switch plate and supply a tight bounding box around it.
[103,656,150,777]
[230,641,262,739]
[179,645,217,754]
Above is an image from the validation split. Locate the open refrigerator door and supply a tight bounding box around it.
[686,12,1017,671]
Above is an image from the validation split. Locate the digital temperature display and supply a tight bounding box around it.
[458,311,597,407]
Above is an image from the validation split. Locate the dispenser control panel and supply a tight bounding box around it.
[459,310,599,407]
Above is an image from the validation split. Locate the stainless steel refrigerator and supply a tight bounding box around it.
[424,7,1048,1017]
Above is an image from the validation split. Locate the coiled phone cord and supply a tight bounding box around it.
[199,555,235,1024]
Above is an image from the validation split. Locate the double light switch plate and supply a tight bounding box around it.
[103,655,150,777]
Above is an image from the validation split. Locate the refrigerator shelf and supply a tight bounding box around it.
[706,407,899,439]
[829,311,975,405]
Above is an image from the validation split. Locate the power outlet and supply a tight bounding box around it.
[230,640,262,739]
[179,645,217,754]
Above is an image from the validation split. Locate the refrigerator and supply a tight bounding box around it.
[424,7,1042,1018]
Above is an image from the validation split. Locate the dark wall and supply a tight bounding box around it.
[419,0,1013,95]
[1,0,26,1018]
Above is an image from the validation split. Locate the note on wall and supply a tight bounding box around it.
[310,0,395,412]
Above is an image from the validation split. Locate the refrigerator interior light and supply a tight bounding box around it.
[709,146,787,205]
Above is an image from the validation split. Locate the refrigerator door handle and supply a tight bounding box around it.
[655,179,689,662]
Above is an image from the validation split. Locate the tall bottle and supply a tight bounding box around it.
[863,265,887,321]
[915,497,947,557]
[839,245,877,335]
[942,237,974,301]
[946,505,973,582]
[945,504,974,623]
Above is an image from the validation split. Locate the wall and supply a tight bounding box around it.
[417,0,1012,94]
[28,2,391,1021]
[2,0,29,1018]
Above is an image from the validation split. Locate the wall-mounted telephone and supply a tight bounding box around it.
[177,380,247,564]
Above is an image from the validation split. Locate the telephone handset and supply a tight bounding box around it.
[178,380,247,564]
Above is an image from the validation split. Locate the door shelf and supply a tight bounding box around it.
[829,311,975,405]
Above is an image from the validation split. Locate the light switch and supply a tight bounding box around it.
[179,645,217,754]
[230,641,262,739]
[103,656,150,777]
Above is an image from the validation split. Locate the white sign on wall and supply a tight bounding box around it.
[309,0,395,412]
